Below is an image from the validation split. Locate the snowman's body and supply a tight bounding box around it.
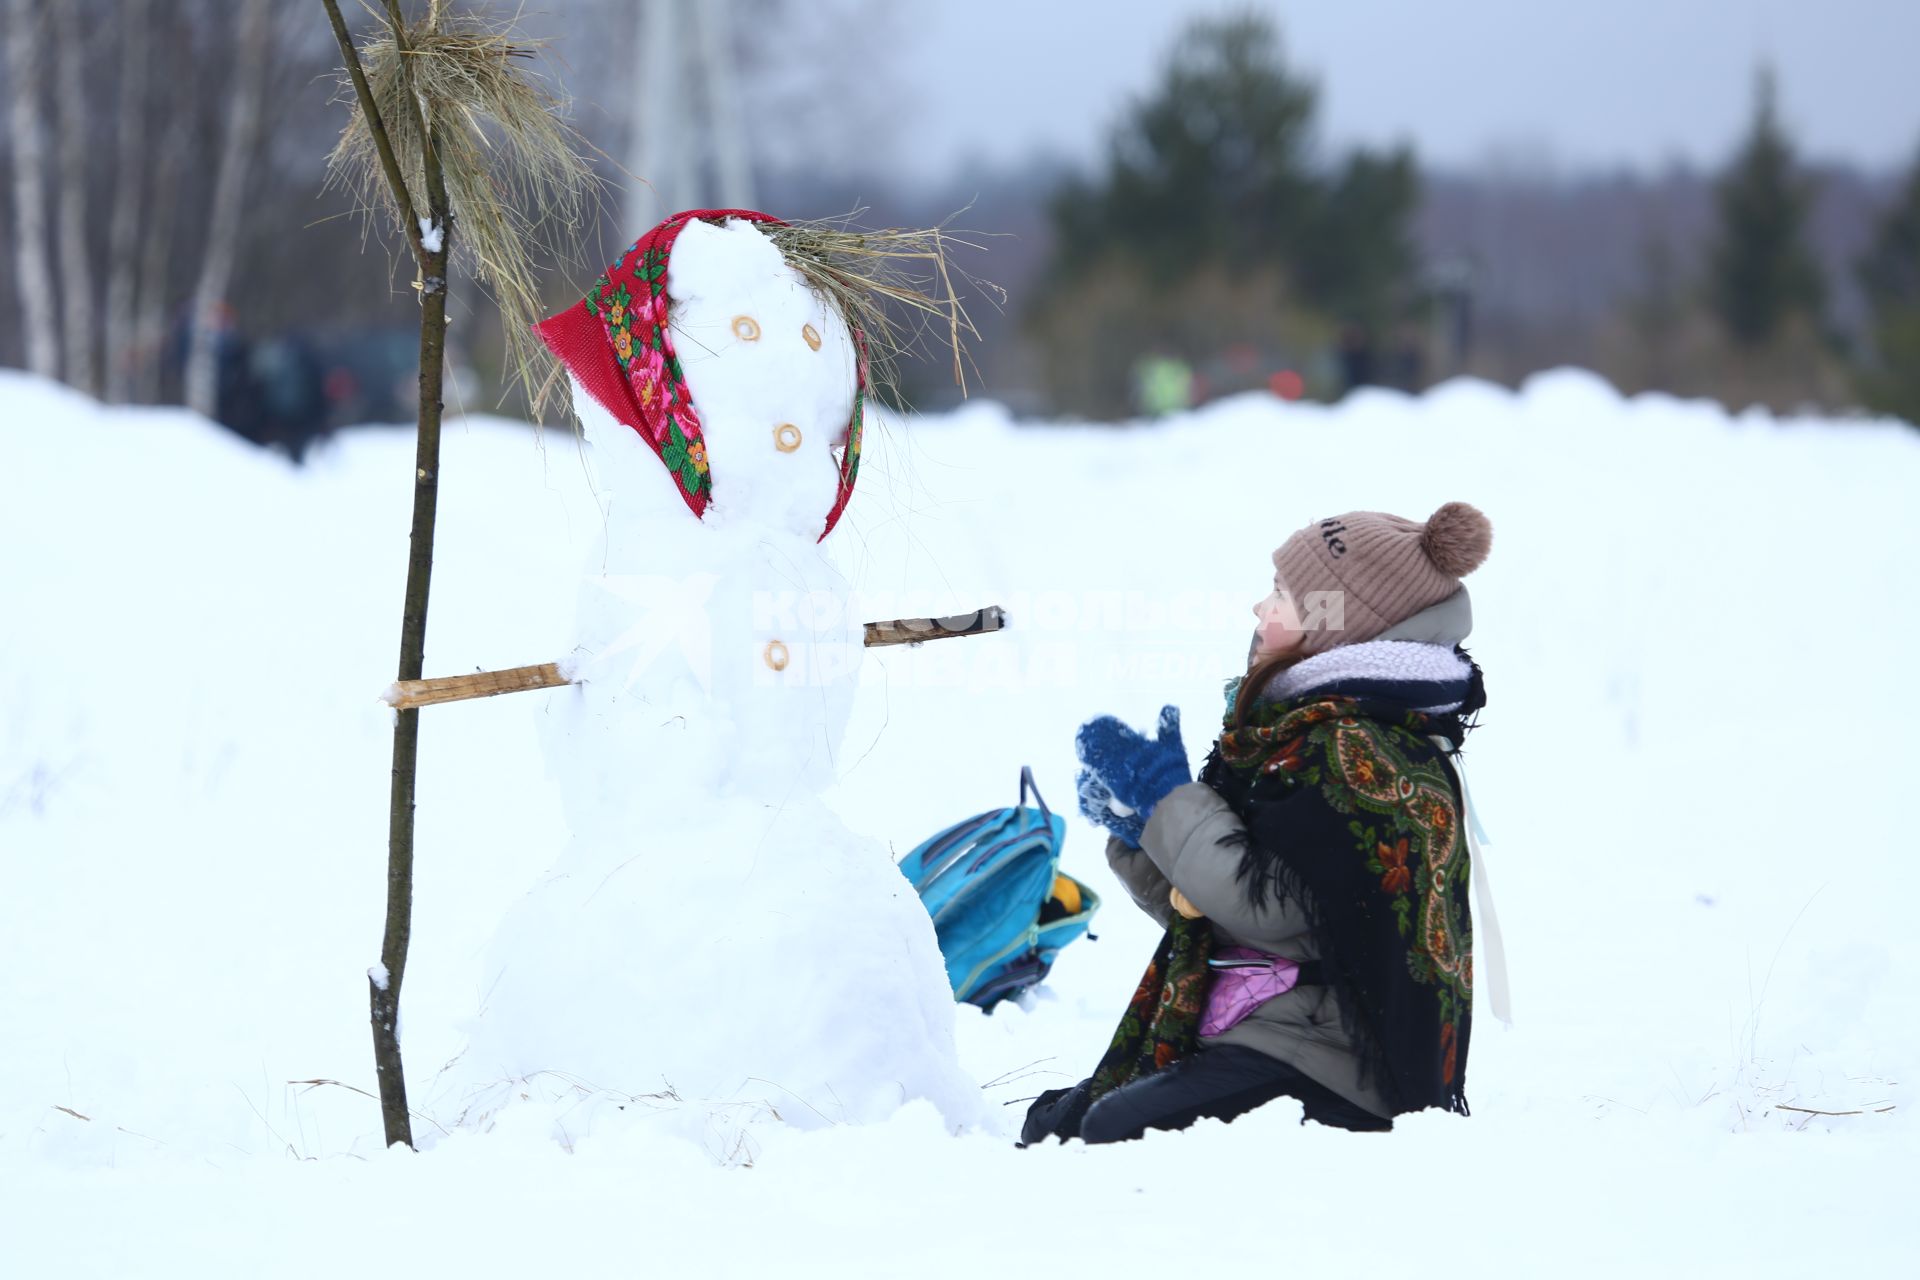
[445,221,983,1149]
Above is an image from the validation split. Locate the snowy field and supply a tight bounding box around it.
[2,367,1916,1275]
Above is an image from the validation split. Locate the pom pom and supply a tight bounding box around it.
[1421,501,1492,577]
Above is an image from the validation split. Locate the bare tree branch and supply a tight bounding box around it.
[321,0,429,271]
[381,0,449,275]
[185,0,273,418]
[51,0,94,395]
[132,9,191,406]
[321,0,458,1153]
[103,0,151,403]
[5,0,60,380]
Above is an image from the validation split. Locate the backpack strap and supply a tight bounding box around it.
[1019,765,1054,829]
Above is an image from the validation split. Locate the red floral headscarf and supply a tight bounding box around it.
[532,208,866,542]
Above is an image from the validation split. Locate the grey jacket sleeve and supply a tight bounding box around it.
[1138,781,1314,951]
[1105,835,1176,929]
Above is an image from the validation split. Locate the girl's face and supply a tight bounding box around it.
[1249,580,1306,667]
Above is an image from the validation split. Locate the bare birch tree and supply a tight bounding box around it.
[626,0,757,229]
[185,0,272,419]
[693,0,753,209]
[627,0,685,232]
[132,53,190,404]
[52,0,95,395]
[103,0,150,403]
[5,0,60,380]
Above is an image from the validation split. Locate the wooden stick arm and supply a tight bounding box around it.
[382,662,572,710]
[380,605,1007,710]
[862,605,1005,647]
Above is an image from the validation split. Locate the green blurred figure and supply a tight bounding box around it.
[1133,351,1195,417]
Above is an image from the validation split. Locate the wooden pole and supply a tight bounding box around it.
[376,0,452,1154]
[323,0,448,1152]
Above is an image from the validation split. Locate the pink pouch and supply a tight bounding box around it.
[1201,947,1304,1037]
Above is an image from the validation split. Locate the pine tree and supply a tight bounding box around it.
[1031,13,1420,412]
[1856,144,1920,424]
[1298,146,1420,329]
[1048,14,1320,283]
[1708,67,1825,348]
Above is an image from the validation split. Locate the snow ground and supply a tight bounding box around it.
[1,368,1915,1275]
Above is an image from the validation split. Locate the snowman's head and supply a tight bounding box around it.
[534,210,866,542]
[667,220,859,538]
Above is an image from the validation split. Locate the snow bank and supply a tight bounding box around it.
[2,368,1914,1273]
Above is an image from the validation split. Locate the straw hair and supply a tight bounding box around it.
[766,214,1004,406]
[325,1,602,418]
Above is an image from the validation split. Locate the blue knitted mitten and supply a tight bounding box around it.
[1076,767,1145,847]
[1074,705,1192,826]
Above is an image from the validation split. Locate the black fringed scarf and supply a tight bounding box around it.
[1087,648,1485,1117]
[1085,913,1215,1099]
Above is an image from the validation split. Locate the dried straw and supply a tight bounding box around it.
[768,213,1005,404]
[324,2,601,417]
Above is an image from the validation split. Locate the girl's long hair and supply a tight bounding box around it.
[1231,644,1311,727]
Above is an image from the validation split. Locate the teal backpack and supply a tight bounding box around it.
[896,768,1099,1009]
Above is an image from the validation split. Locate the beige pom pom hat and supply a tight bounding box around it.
[1272,502,1493,656]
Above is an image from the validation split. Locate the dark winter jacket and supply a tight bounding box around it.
[1105,597,1484,1118]
[1107,784,1395,1116]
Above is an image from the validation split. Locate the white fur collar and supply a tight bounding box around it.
[1257,640,1472,713]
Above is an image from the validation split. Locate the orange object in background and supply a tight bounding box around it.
[1269,369,1305,401]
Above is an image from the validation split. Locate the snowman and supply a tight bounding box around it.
[437,211,986,1153]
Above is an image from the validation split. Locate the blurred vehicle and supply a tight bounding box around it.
[313,329,481,430]
[189,326,480,460]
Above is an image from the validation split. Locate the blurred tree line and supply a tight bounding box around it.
[0,0,900,454]
[1026,14,1421,416]
[2,2,1918,440]
[1020,15,1920,424]
[1589,67,1920,422]
[1852,139,1920,425]
[0,0,431,453]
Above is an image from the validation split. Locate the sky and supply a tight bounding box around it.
[896,0,1920,179]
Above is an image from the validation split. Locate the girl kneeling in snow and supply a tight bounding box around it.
[1023,502,1492,1145]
